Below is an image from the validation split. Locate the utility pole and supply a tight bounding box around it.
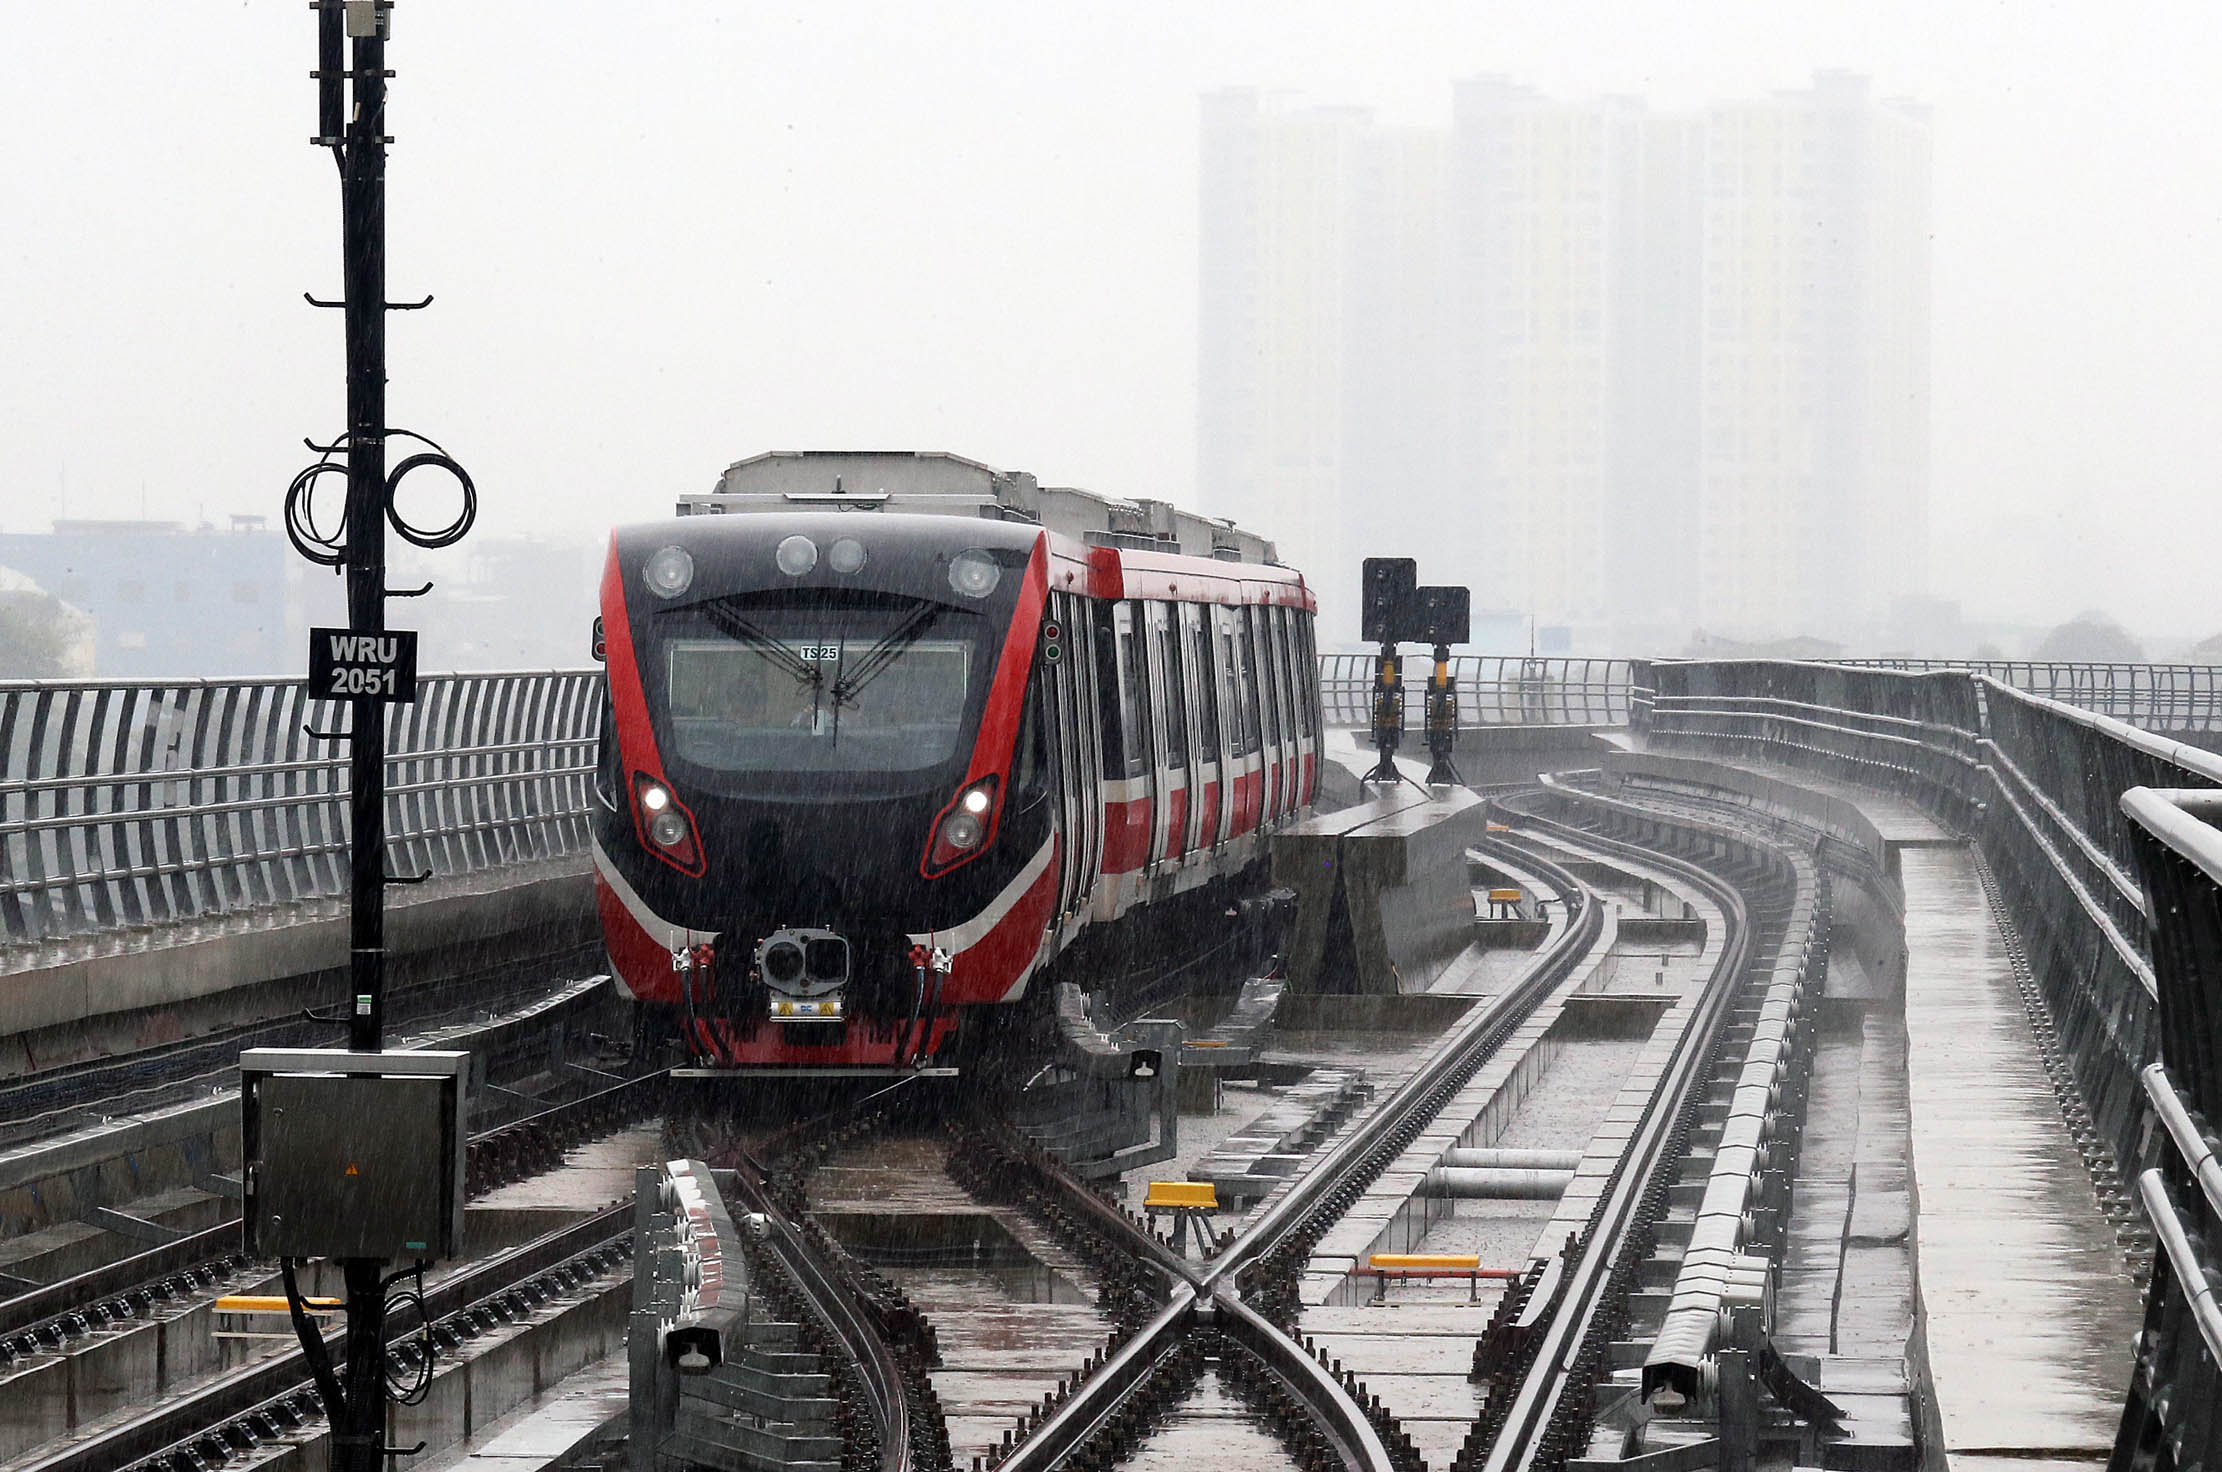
[339,0,390,1060]
[279,7,474,1468]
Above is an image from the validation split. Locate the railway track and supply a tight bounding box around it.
[2,771,1833,1472]
[0,980,648,1357]
[0,953,607,1150]
[934,831,1611,1472]
[938,793,1817,1472]
[22,1203,634,1472]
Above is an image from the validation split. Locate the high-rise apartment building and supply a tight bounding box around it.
[1198,73,1929,647]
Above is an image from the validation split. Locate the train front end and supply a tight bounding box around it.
[593,512,1055,1069]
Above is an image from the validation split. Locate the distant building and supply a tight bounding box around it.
[394,536,602,672]
[0,518,292,678]
[1198,73,1931,648]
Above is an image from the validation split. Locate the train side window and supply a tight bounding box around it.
[1095,606,1127,779]
[1270,609,1288,751]
[1296,613,1319,737]
[1189,609,1220,760]
[1118,602,1151,779]
[1155,614,1187,770]
[1225,610,1260,757]
[1272,606,1300,745]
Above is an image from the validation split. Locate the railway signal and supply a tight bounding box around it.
[1359,559,1469,786]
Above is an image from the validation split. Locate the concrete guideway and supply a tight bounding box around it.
[1613,729,2147,1466]
[1898,847,2142,1468]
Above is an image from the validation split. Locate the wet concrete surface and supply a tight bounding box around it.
[1413,1037,1649,1269]
[1122,1369,1295,1469]
[1900,847,2141,1464]
[469,1122,667,1211]
[812,1133,1122,1465]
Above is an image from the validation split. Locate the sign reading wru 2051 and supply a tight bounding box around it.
[308,629,420,704]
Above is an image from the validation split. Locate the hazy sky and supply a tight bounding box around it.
[4,3,2219,637]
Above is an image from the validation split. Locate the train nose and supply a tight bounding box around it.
[753,928,851,990]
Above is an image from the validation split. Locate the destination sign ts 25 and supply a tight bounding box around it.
[309,628,419,704]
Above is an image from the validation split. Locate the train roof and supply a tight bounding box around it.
[677,450,1282,568]
[613,507,1312,613]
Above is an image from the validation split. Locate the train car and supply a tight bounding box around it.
[592,451,1320,1070]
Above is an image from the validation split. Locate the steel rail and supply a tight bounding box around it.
[999,833,1607,1472]
[0,968,608,1153]
[0,1058,664,1355]
[725,1161,916,1472]
[1468,802,1757,1470]
[16,1202,633,1472]
[1197,834,1605,1296]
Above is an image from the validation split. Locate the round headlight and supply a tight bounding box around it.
[948,549,1001,599]
[775,535,819,576]
[827,537,867,575]
[643,545,694,600]
[641,782,671,812]
[941,810,985,852]
[962,787,992,815]
[648,810,689,849]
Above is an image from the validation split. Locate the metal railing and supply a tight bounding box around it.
[1317,655,1632,728]
[0,672,601,950]
[1842,659,2222,732]
[1631,658,2222,1470]
[2116,789,2222,1470]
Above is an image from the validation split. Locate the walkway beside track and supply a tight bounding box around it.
[1646,748,2144,1466]
[1898,846,2141,1470]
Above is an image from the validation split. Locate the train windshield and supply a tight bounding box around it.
[656,593,990,776]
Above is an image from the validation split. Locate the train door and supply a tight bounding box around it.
[1219,604,1262,835]
[1045,592,1097,924]
[1253,606,1287,824]
[1293,611,1320,806]
[1181,603,1226,850]
[1071,596,1106,903]
[1099,600,1152,902]
[1141,600,1188,865]
[1267,606,1300,821]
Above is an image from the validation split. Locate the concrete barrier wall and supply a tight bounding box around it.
[1273,787,1494,995]
[0,856,595,1074]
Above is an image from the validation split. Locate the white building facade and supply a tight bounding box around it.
[1198,73,1930,648]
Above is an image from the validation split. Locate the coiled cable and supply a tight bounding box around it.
[282,427,478,567]
[381,1260,435,1405]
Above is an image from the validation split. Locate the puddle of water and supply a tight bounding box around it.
[1121,1366,1297,1470]
[818,1211,1093,1305]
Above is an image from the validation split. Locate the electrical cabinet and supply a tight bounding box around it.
[241,1049,467,1261]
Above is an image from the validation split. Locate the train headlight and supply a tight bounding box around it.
[775,535,819,576]
[827,537,867,574]
[941,810,985,852]
[632,773,703,874]
[643,545,694,600]
[947,549,1001,599]
[923,775,1000,875]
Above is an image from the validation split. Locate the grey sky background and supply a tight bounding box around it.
[4,3,2218,637]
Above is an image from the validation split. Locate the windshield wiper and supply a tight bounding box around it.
[701,601,824,693]
[829,603,941,708]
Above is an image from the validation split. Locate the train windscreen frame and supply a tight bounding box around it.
[649,589,994,785]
